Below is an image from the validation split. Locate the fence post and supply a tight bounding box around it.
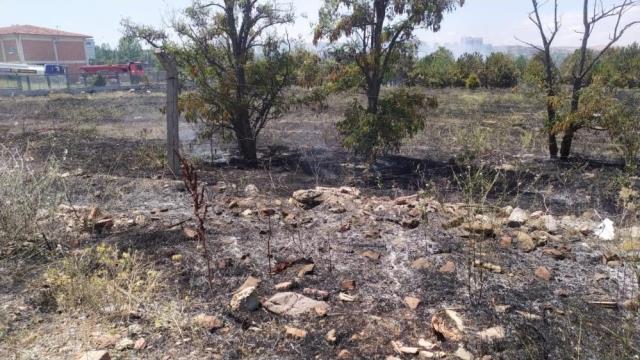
[155,50,180,177]
[25,76,32,91]
[65,73,71,91]
[46,75,52,89]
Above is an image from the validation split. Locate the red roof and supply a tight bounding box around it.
[0,25,90,38]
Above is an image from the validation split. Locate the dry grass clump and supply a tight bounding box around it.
[0,147,63,258]
[43,244,162,317]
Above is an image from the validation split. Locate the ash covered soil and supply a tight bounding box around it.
[0,90,639,359]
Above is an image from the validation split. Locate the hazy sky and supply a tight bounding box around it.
[1,0,639,48]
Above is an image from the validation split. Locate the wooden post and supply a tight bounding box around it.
[155,50,180,176]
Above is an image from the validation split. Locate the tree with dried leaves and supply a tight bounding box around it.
[124,0,295,163]
[521,0,562,158]
[559,0,639,160]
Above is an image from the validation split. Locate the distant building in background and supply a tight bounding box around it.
[0,25,95,78]
[419,36,575,60]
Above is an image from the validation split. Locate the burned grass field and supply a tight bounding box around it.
[0,89,639,359]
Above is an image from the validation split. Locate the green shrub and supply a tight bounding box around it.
[337,89,436,161]
[466,73,481,89]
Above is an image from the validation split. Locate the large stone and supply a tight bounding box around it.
[230,276,261,312]
[292,189,324,209]
[516,232,536,252]
[431,310,464,342]
[508,208,528,227]
[263,292,329,317]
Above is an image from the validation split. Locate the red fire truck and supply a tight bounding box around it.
[79,62,145,84]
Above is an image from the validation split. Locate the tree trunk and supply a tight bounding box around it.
[548,133,558,158]
[238,137,257,163]
[559,127,574,161]
[367,79,382,114]
[233,111,258,163]
[546,98,558,158]
[560,80,583,160]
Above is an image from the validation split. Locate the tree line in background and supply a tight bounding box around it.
[93,37,158,68]
[122,0,639,171]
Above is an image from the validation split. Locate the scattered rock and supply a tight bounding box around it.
[411,257,432,270]
[431,310,464,342]
[230,277,261,312]
[361,250,381,261]
[454,345,474,360]
[297,263,315,278]
[477,326,505,342]
[419,351,447,359]
[183,227,198,239]
[339,293,356,302]
[115,338,134,351]
[337,349,352,359]
[541,215,559,234]
[404,296,421,310]
[594,219,615,241]
[508,208,528,227]
[517,232,536,252]
[263,292,329,317]
[340,279,356,290]
[292,189,324,209]
[133,338,146,350]
[303,288,330,300]
[244,184,259,196]
[193,314,224,332]
[418,338,437,350]
[542,248,565,260]
[535,266,552,282]
[325,329,337,343]
[474,260,502,273]
[275,281,296,291]
[392,341,420,354]
[438,261,456,274]
[463,221,494,236]
[285,326,307,339]
[77,351,110,360]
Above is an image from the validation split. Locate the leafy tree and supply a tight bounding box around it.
[455,52,484,86]
[124,0,295,163]
[594,43,640,88]
[485,53,518,88]
[117,37,143,62]
[94,43,117,64]
[465,73,480,89]
[313,0,463,159]
[411,47,456,87]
